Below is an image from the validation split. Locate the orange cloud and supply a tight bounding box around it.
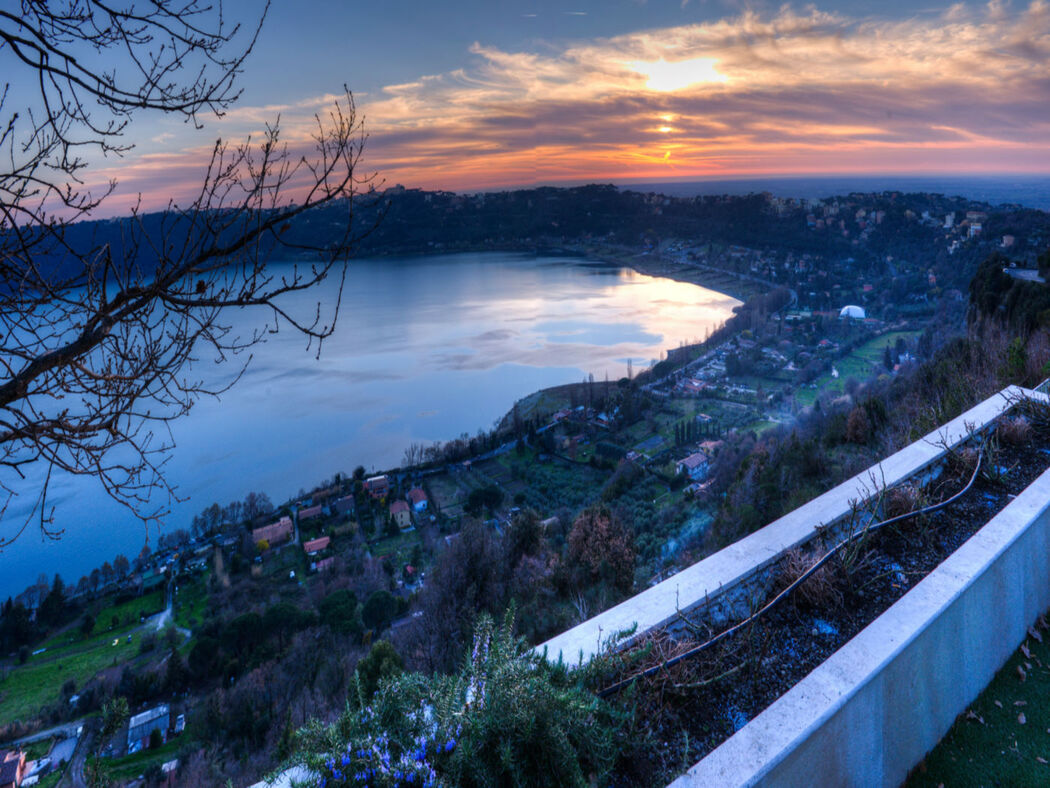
[96,2,1050,209]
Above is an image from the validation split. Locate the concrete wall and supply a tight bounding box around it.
[538,386,1031,667]
[671,460,1050,787]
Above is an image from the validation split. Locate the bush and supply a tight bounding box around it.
[149,727,163,749]
[294,613,625,788]
[354,640,404,700]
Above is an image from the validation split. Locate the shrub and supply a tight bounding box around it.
[883,484,921,520]
[997,416,1032,446]
[294,613,625,788]
[775,548,843,611]
[355,640,403,700]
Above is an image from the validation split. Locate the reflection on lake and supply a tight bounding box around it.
[0,252,739,598]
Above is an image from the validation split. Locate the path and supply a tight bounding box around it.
[149,583,191,640]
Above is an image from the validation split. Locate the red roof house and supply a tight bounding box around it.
[407,487,428,512]
[303,536,331,555]
[390,499,411,529]
[252,516,293,547]
[0,750,25,788]
[298,504,323,521]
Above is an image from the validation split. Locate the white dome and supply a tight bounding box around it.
[840,304,866,319]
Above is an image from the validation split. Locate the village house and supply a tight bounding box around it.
[251,516,293,548]
[312,556,336,573]
[365,475,390,499]
[333,495,355,518]
[298,504,323,521]
[680,378,707,395]
[676,452,710,480]
[303,536,330,556]
[390,500,412,529]
[0,750,25,788]
[127,704,170,754]
[407,487,428,512]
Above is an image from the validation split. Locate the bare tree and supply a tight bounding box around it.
[0,1,377,544]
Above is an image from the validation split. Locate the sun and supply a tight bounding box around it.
[632,57,729,92]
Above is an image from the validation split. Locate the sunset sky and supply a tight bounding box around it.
[77,0,1050,211]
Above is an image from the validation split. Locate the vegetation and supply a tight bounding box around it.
[293,613,626,788]
[907,613,1050,787]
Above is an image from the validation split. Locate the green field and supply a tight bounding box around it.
[370,529,422,561]
[0,590,163,726]
[102,739,181,783]
[173,575,210,632]
[0,632,140,726]
[795,330,921,406]
[907,616,1050,787]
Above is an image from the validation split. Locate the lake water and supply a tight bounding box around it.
[0,252,738,599]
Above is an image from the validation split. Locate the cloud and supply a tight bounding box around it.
[96,2,1050,208]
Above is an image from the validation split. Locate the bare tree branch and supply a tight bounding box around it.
[0,0,380,544]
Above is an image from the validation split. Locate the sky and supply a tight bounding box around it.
[17,0,1050,213]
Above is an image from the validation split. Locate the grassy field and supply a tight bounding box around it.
[0,631,140,726]
[370,529,423,562]
[173,574,209,632]
[795,330,921,406]
[102,739,181,784]
[0,589,165,726]
[906,615,1050,787]
[24,736,53,760]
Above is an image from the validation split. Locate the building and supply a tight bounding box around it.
[312,556,336,573]
[303,536,330,555]
[390,500,412,529]
[407,488,428,512]
[676,452,710,480]
[127,704,170,754]
[252,517,293,547]
[333,495,355,517]
[839,304,866,320]
[298,504,323,521]
[365,475,390,499]
[0,750,25,788]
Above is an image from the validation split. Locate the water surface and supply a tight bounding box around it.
[0,252,738,598]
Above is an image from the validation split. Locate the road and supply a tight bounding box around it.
[6,719,83,747]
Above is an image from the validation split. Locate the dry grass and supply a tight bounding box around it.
[998,416,1033,446]
[775,548,844,611]
[884,484,921,520]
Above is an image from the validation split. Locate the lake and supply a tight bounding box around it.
[0,252,739,599]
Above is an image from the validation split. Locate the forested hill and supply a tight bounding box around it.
[28,184,1050,283]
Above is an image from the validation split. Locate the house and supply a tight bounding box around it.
[390,500,412,529]
[298,504,323,521]
[0,750,25,788]
[252,517,293,547]
[303,536,330,555]
[407,488,428,512]
[365,475,390,499]
[333,495,355,517]
[127,704,170,753]
[311,556,336,573]
[676,452,710,480]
